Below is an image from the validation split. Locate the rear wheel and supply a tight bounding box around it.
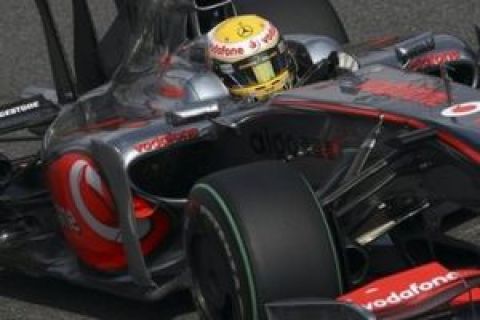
[185,161,343,320]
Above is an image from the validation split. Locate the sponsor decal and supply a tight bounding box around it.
[209,21,278,60]
[237,23,254,38]
[0,100,40,118]
[210,44,245,58]
[261,25,278,44]
[47,153,169,270]
[338,263,470,314]
[134,128,199,153]
[407,50,461,71]
[68,159,152,241]
[250,128,315,157]
[360,272,459,311]
[358,79,448,107]
[441,102,480,117]
[69,160,123,242]
[250,128,341,159]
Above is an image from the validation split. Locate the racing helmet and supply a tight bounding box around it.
[207,15,292,99]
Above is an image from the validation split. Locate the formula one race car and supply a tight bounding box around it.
[4,0,480,319]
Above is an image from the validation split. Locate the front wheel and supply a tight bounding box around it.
[185,161,343,320]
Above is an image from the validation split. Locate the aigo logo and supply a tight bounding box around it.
[360,271,459,311]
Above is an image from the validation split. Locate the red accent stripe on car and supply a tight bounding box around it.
[273,99,480,164]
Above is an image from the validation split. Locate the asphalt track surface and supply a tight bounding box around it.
[1,0,480,319]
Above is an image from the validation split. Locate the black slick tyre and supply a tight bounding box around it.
[185,161,343,320]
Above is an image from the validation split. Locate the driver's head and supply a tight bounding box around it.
[207,15,292,100]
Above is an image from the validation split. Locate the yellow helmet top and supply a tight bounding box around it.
[208,15,291,99]
[213,15,266,44]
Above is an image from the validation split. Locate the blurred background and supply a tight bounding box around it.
[0,0,480,319]
[1,0,480,103]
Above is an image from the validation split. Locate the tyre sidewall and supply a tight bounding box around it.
[186,185,259,320]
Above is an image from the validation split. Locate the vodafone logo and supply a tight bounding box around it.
[209,44,245,58]
[134,128,199,153]
[208,19,279,63]
[339,262,480,316]
[442,102,480,117]
[361,272,459,311]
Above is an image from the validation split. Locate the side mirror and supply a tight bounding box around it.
[395,32,435,65]
[166,101,220,126]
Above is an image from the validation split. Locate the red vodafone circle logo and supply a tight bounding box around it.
[441,102,480,117]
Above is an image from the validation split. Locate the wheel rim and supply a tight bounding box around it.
[188,212,244,320]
